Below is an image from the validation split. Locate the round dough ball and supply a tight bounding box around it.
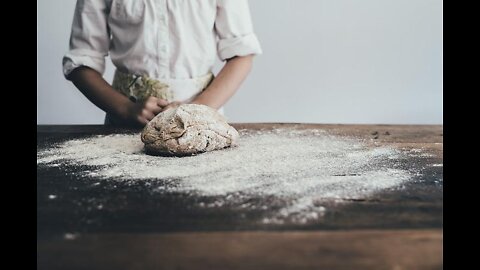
[141,104,239,156]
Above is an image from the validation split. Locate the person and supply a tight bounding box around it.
[63,0,262,127]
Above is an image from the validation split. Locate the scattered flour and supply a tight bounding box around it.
[37,128,411,224]
[63,233,78,240]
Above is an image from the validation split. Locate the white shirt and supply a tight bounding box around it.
[63,0,262,81]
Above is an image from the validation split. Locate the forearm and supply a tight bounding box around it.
[67,66,132,118]
[191,55,254,109]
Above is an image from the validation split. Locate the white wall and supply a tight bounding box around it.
[37,0,442,125]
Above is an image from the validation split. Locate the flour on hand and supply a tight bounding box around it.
[141,104,239,156]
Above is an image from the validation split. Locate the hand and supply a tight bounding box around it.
[161,101,184,112]
[121,97,169,126]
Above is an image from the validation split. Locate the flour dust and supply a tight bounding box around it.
[37,128,412,224]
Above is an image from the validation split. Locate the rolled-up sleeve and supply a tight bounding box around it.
[62,0,110,78]
[215,0,262,61]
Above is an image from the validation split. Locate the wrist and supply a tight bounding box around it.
[112,97,135,120]
[190,95,210,106]
[190,98,220,110]
[189,99,202,105]
[190,100,210,108]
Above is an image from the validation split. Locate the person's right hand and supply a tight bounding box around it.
[122,97,169,126]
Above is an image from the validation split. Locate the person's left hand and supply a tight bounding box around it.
[161,101,184,112]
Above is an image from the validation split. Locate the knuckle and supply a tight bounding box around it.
[159,100,169,106]
[147,96,156,102]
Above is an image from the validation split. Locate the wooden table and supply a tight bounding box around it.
[37,124,443,270]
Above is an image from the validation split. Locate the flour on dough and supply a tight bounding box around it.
[141,104,239,156]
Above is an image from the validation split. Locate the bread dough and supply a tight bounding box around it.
[141,104,239,156]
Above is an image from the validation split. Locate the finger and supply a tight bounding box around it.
[145,102,163,114]
[144,97,159,108]
[161,105,172,112]
[157,99,169,107]
[142,109,155,121]
[151,105,163,115]
[163,102,182,111]
[137,116,149,126]
[144,96,159,104]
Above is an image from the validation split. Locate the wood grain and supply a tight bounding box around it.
[37,230,442,270]
[37,124,443,269]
